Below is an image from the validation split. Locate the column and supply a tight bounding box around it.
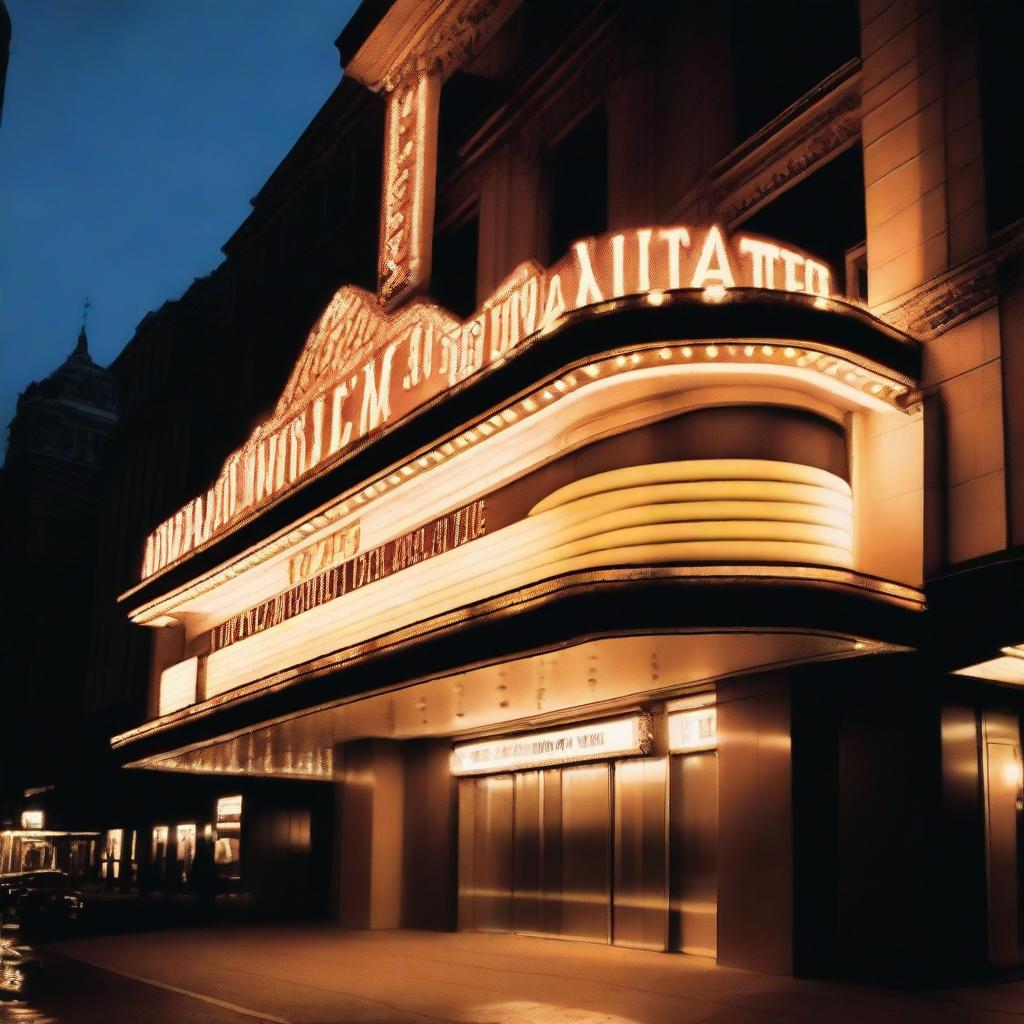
[335,739,405,929]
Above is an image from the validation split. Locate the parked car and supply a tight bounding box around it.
[0,871,83,932]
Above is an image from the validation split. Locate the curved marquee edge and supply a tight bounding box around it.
[122,290,922,612]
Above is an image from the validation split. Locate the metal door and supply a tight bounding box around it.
[670,751,718,957]
[513,771,543,934]
[985,712,1023,967]
[614,757,668,949]
[560,763,612,942]
[457,774,514,932]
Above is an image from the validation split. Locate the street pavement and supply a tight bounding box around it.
[1,939,257,1024]
[5,925,1015,1024]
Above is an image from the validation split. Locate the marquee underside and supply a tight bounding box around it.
[124,628,909,779]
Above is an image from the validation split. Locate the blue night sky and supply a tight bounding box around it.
[1,0,360,446]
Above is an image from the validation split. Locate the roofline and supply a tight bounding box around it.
[334,0,396,69]
[222,76,379,257]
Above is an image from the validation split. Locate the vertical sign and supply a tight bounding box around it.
[378,73,441,310]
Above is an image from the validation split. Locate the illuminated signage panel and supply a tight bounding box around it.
[20,810,44,830]
[210,499,485,653]
[450,714,653,776]
[215,795,242,827]
[140,225,839,583]
[668,707,718,753]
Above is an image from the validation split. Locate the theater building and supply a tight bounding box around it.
[104,0,1024,979]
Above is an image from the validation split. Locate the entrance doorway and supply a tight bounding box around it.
[458,751,719,955]
[670,751,719,957]
[984,711,1023,967]
[458,765,612,942]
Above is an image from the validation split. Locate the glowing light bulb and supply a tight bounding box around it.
[647,290,665,306]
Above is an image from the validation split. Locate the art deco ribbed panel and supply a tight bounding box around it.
[192,460,853,703]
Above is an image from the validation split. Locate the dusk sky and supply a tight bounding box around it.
[1,0,359,448]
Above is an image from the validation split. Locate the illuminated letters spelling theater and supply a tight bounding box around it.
[108,0,1024,979]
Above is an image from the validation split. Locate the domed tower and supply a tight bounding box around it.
[0,323,118,818]
[5,324,118,468]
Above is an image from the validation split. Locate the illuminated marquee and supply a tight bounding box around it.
[210,499,485,653]
[141,225,837,582]
[450,714,654,775]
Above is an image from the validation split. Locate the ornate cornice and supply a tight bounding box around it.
[708,59,862,228]
[345,0,514,94]
[875,221,1024,340]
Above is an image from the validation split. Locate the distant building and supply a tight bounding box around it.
[0,327,117,828]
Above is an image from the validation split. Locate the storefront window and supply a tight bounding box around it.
[214,795,242,881]
[176,824,197,882]
[151,824,168,864]
[102,828,123,879]
[20,809,44,830]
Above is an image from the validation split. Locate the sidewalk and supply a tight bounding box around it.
[47,925,1024,1024]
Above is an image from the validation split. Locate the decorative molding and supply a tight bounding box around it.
[385,0,506,92]
[708,60,862,228]
[345,0,512,94]
[875,222,1024,340]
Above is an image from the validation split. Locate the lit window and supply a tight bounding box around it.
[20,810,44,830]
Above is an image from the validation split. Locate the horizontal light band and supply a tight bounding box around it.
[532,458,850,515]
[187,460,852,705]
[159,657,198,716]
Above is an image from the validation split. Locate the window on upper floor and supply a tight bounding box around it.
[437,70,499,180]
[978,0,1024,233]
[431,211,480,319]
[730,0,860,144]
[739,145,867,300]
[543,103,608,264]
